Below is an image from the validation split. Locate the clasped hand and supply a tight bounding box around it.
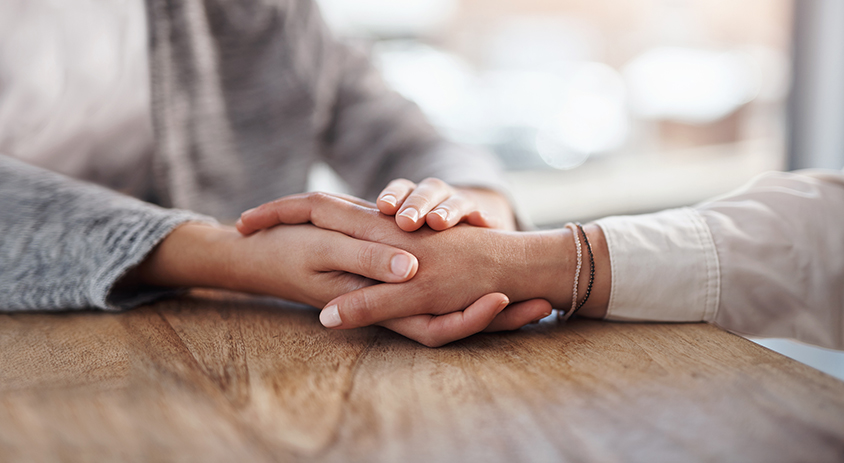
[236,180,552,347]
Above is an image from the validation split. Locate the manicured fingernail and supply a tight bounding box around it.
[431,208,448,222]
[241,207,257,218]
[399,207,419,223]
[380,194,397,207]
[320,305,342,328]
[391,254,413,278]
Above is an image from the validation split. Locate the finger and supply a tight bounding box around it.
[377,179,416,215]
[465,210,497,229]
[377,293,510,347]
[319,233,418,283]
[308,272,377,308]
[330,193,378,210]
[425,194,476,231]
[237,192,380,238]
[483,298,553,332]
[237,192,321,235]
[318,283,428,329]
[237,192,377,235]
[235,216,254,235]
[396,178,453,232]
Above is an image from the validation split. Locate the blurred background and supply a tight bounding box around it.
[313,0,844,380]
[315,0,793,225]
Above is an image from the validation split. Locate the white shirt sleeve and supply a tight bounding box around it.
[594,169,844,350]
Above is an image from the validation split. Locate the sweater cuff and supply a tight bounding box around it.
[93,210,217,311]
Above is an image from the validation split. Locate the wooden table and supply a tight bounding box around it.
[2,290,843,462]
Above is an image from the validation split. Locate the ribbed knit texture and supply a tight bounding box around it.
[0,156,215,311]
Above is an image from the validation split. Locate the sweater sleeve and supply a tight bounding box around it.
[595,169,844,350]
[0,155,217,311]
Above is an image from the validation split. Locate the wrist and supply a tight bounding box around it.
[500,225,610,318]
[499,230,572,307]
[134,222,242,291]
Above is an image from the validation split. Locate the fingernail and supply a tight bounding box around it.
[235,218,244,229]
[497,299,510,311]
[431,208,448,222]
[320,305,342,328]
[241,207,257,218]
[380,194,397,207]
[399,207,419,223]
[532,309,553,323]
[390,254,413,278]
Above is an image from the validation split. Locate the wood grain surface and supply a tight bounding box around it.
[1,290,843,463]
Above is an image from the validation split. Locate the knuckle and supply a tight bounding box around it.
[405,194,432,210]
[422,177,447,190]
[356,243,379,272]
[389,179,415,191]
[361,221,387,242]
[309,191,330,203]
[406,196,430,210]
[422,335,445,348]
[342,291,372,326]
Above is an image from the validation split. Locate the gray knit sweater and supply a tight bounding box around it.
[0,0,509,311]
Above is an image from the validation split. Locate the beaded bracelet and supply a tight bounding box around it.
[574,222,595,312]
[559,223,582,321]
[559,223,596,321]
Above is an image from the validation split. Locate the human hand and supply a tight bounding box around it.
[132,221,419,309]
[237,189,544,346]
[237,193,558,346]
[376,178,517,232]
[231,223,422,308]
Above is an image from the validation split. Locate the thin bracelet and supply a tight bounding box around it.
[574,222,595,314]
[559,223,582,321]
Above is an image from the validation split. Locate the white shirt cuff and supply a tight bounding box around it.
[594,207,720,322]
